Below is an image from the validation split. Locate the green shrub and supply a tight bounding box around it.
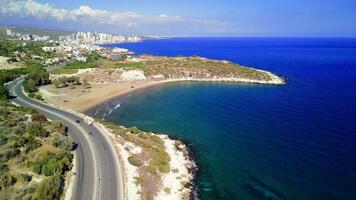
[51,135,73,151]
[116,62,142,69]
[25,138,41,153]
[32,153,73,176]
[0,173,17,190]
[35,94,44,100]
[51,120,62,129]
[53,76,81,88]
[32,113,48,123]
[0,135,8,145]
[50,68,78,75]
[0,148,20,161]
[33,175,63,200]
[158,164,170,173]
[128,156,144,167]
[27,123,49,137]
[0,163,8,174]
[28,93,36,98]
[32,155,60,176]
[16,173,32,183]
[87,52,102,62]
[129,127,141,134]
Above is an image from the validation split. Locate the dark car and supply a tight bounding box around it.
[75,120,80,123]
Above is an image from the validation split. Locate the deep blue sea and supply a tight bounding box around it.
[89,38,356,200]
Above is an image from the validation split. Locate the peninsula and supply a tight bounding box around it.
[41,54,285,112]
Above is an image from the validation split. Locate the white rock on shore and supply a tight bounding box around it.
[120,70,146,81]
[155,135,196,200]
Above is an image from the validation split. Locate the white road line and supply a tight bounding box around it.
[14,80,100,200]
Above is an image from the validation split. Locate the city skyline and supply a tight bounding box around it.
[1,0,356,37]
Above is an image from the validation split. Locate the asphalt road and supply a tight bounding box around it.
[7,79,123,200]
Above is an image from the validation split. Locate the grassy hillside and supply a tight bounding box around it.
[0,63,73,199]
[0,102,74,199]
[52,54,282,83]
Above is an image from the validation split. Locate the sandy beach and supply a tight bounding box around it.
[40,75,284,113]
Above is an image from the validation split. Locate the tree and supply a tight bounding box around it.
[25,79,37,92]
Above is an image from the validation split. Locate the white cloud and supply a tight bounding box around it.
[0,0,238,35]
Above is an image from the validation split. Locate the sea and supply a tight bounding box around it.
[87,38,356,200]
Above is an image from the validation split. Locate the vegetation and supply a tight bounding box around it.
[0,38,57,60]
[50,68,78,75]
[52,76,81,88]
[0,68,27,83]
[63,61,98,69]
[128,156,144,167]
[134,56,274,81]
[0,54,72,199]
[23,65,50,93]
[0,103,74,199]
[60,52,105,70]
[70,55,282,83]
[115,62,142,69]
[87,52,102,63]
[0,68,28,100]
[33,175,63,200]
[103,121,171,199]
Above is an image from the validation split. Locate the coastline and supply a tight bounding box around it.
[37,55,285,199]
[39,76,283,199]
[99,122,198,200]
[83,76,284,113]
[41,76,284,113]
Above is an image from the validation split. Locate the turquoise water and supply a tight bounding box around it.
[88,38,356,200]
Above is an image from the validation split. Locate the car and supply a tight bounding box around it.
[75,120,80,123]
[89,132,93,135]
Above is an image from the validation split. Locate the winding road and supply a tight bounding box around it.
[7,78,124,200]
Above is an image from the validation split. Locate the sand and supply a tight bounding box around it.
[0,56,22,70]
[39,80,156,112]
[40,75,284,113]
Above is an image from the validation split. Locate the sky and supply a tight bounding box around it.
[0,0,355,37]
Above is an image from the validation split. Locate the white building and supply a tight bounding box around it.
[6,29,12,36]
[42,46,58,52]
[76,56,87,62]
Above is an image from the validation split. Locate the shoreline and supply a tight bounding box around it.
[100,121,198,199]
[81,76,284,113]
